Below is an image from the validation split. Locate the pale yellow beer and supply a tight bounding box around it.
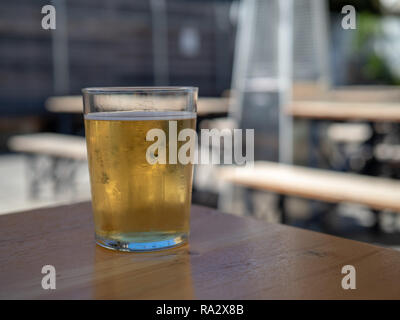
[84,111,196,251]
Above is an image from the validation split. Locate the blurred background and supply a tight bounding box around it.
[2,0,400,249]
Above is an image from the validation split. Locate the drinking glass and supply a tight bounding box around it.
[82,87,198,252]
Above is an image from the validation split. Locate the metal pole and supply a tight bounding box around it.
[313,0,331,88]
[229,0,256,124]
[278,0,293,164]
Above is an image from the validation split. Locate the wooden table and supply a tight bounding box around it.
[287,85,400,122]
[46,96,229,117]
[287,101,400,122]
[286,95,400,170]
[1,202,400,299]
[292,84,400,103]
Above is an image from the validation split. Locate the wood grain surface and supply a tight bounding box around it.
[292,84,400,102]
[46,96,229,116]
[287,101,400,122]
[8,133,87,160]
[1,202,400,299]
[220,161,400,212]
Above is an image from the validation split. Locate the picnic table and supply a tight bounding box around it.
[291,84,400,103]
[1,202,400,299]
[220,161,400,213]
[286,87,400,171]
[286,86,400,140]
[46,95,230,116]
[287,100,400,122]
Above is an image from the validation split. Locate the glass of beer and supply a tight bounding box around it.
[82,87,197,252]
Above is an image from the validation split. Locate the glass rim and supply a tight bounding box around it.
[82,86,198,94]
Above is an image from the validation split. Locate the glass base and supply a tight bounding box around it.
[95,232,188,252]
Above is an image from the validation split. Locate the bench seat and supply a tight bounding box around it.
[8,133,87,161]
[220,161,400,212]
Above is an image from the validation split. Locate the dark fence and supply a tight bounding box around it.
[0,0,236,116]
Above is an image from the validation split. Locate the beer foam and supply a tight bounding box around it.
[84,111,196,121]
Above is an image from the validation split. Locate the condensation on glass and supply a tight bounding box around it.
[82,87,198,252]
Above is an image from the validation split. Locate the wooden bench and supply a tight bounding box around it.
[7,133,87,198]
[8,133,87,160]
[374,143,400,163]
[220,161,400,221]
